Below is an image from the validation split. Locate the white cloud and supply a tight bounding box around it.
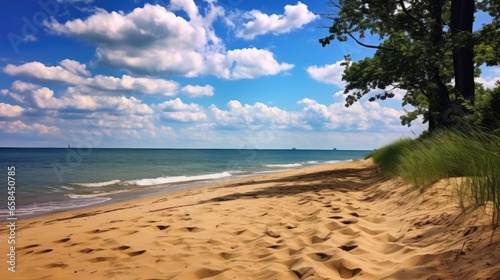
[476,76,500,89]
[4,61,179,96]
[0,120,59,135]
[45,3,293,79]
[157,98,207,122]
[11,80,40,92]
[4,61,85,84]
[307,61,347,87]
[208,100,303,129]
[297,98,405,131]
[0,103,24,117]
[6,83,153,116]
[225,48,294,79]
[60,59,91,77]
[236,2,318,40]
[89,75,179,96]
[181,84,214,97]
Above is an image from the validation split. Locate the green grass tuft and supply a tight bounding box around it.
[370,127,500,227]
[365,138,415,178]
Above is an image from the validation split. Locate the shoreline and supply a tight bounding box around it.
[1,159,499,279]
[10,161,350,220]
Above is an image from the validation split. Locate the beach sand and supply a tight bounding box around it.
[1,159,499,279]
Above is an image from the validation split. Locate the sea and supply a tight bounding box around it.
[0,148,370,219]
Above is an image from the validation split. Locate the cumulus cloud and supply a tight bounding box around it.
[60,59,91,77]
[4,61,85,84]
[157,98,207,122]
[297,98,404,131]
[225,48,294,79]
[306,61,348,87]
[4,82,153,116]
[0,103,24,117]
[476,76,500,89]
[45,3,293,79]
[0,120,59,135]
[4,61,179,96]
[236,2,318,40]
[89,75,178,96]
[181,85,214,97]
[208,100,303,129]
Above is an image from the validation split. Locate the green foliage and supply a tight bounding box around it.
[365,138,415,178]
[320,0,499,131]
[466,83,500,131]
[369,127,500,227]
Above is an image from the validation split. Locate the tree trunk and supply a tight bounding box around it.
[428,0,451,131]
[450,0,475,105]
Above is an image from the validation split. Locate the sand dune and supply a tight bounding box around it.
[1,159,499,279]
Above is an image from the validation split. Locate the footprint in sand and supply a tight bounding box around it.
[53,237,71,243]
[182,226,203,232]
[156,225,170,230]
[86,227,118,234]
[329,216,343,219]
[326,260,362,279]
[87,256,117,263]
[80,248,94,254]
[308,252,333,261]
[34,249,53,254]
[311,235,330,244]
[42,263,68,269]
[18,244,40,250]
[127,250,146,257]
[339,244,358,252]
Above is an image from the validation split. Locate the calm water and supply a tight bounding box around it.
[0,148,370,218]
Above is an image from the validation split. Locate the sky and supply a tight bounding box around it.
[0,0,498,149]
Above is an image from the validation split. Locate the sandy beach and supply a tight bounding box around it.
[1,159,499,280]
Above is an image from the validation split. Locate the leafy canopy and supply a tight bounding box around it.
[320,0,499,129]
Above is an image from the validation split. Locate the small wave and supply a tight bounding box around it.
[127,171,232,187]
[264,163,303,168]
[324,159,353,164]
[66,189,131,199]
[60,185,75,191]
[46,186,62,193]
[11,197,111,218]
[305,161,319,164]
[72,179,121,188]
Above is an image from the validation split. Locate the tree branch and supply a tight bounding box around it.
[398,0,427,34]
[346,32,397,51]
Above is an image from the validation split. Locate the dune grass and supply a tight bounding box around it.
[364,138,415,178]
[368,128,500,227]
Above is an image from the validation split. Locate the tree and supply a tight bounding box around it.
[320,0,499,132]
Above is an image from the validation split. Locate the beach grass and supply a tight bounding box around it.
[364,138,415,178]
[368,127,500,226]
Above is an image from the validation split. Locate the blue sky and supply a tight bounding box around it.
[0,0,498,149]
